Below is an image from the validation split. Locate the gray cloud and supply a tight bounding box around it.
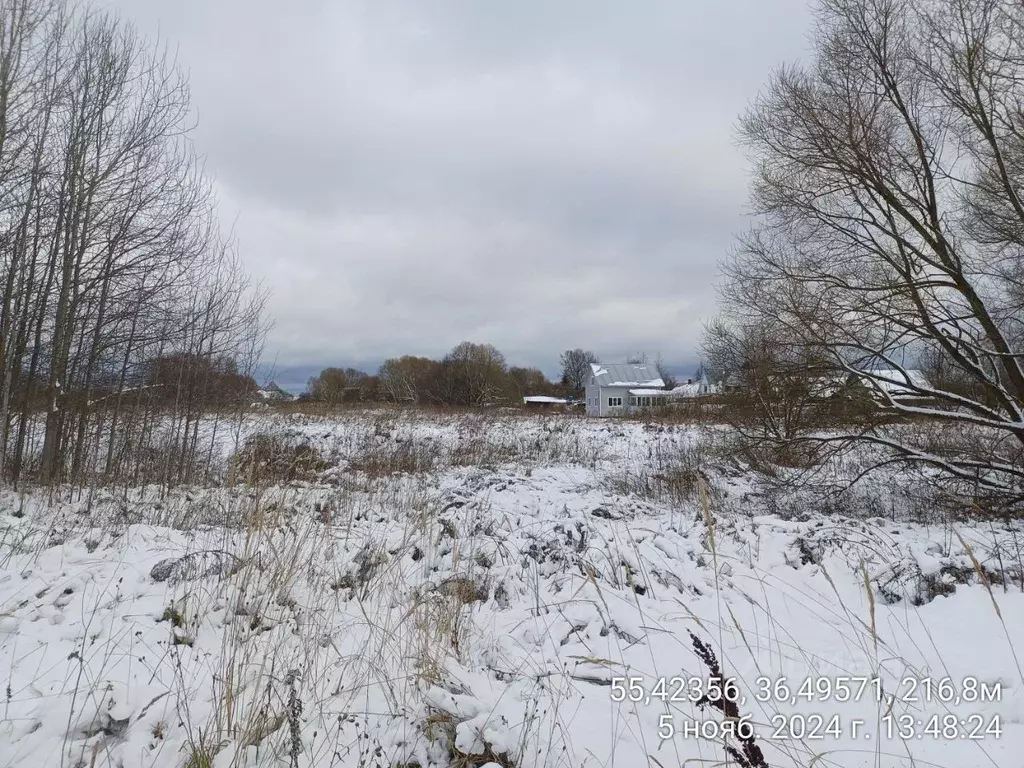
[106,0,811,381]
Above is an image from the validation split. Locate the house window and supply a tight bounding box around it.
[608,397,622,407]
[629,396,636,405]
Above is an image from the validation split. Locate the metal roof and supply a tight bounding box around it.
[856,369,932,396]
[590,362,665,388]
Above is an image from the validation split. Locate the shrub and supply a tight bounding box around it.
[348,437,436,476]
[230,433,329,484]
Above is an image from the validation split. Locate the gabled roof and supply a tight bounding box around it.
[669,382,707,398]
[257,385,291,400]
[590,362,664,388]
[852,369,932,397]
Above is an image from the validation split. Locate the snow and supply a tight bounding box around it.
[859,369,933,396]
[670,382,703,397]
[522,396,567,404]
[628,388,669,396]
[0,411,1021,768]
[591,362,665,388]
[669,380,721,398]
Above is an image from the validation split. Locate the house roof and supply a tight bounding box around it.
[257,381,293,399]
[256,388,289,400]
[807,375,847,399]
[590,362,664,388]
[669,382,706,397]
[854,369,932,396]
[629,388,670,396]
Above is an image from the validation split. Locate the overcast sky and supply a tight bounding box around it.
[106,0,812,390]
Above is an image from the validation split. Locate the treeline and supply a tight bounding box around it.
[0,1,267,488]
[304,345,680,407]
[305,342,567,407]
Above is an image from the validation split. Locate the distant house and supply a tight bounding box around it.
[845,368,933,402]
[720,373,744,393]
[256,381,294,403]
[806,374,848,401]
[668,372,715,399]
[523,395,569,409]
[585,362,666,417]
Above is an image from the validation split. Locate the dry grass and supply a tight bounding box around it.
[348,438,437,476]
[623,397,727,425]
[229,433,330,485]
[4,408,1021,768]
[607,432,717,506]
[424,709,517,768]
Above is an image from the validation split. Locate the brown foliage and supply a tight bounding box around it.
[147,354,258,407]
[230,434,330,484]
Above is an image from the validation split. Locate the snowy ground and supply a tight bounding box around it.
[0,410,1022,768]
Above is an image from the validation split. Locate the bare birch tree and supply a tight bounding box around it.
[0,0,269,489]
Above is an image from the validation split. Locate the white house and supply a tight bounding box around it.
[847,368,933,401]
[255,381,294,402]
[667,371,715,399]
[584,362,666,417]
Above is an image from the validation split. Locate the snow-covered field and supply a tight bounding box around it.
[0,410,1021,768]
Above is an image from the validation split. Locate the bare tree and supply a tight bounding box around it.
[436,342,507,406]
[0,0,269,489]
[505,366,551,400]
[704,317,836,447]
[307,367,376,403]
[713,0,1024,507]
[653,353,677,389]
[377,355,438,404]
[558,348,597,393]
[307,367,351,404]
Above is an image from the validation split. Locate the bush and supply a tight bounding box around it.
[230,434,329,484]
[348,439,436,476]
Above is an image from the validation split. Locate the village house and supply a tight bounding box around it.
[255,381,294,403]
[667,371,716,399]
[584,362,666,417]
[845,368,933,403]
